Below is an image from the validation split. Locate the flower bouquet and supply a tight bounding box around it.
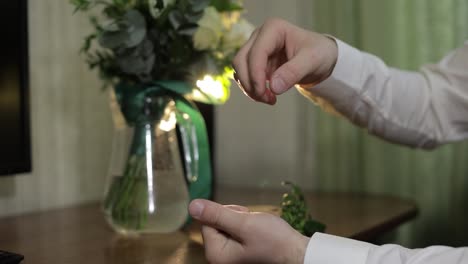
[71,0,254,234]
[71,0,253,97]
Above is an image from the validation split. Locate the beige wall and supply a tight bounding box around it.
[0,0,113,217]
[214,0,317,189]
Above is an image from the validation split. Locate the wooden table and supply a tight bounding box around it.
[0,186,417,264]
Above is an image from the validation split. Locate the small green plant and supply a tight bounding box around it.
[280,181,326,237]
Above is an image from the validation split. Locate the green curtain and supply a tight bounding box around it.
[310,0,468,247]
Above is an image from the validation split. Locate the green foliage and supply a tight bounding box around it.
[210,0,243,11]
[70,0,91,12]
[281,181,326,237]
[70,0,246,88]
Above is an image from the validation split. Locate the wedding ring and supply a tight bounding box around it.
[233,70,240,83]
[233,71,247,95]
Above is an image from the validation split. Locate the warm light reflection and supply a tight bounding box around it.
[196,75,225,99]
[158,112,177,132]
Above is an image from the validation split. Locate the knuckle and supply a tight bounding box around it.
[264,17,284,28]
[211,207,223,227]
[250,78,261,91]
[232,56,242,71]
[200,204,216,226]
[250,27,259,39]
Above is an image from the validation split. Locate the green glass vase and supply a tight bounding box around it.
[103,83,212,235]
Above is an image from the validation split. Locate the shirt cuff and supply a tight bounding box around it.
[303,233,376,264]
[297,37,365,107]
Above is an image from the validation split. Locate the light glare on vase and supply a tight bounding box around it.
[158,112,177,132]
[145,125,155,213]
[196,75,224,99]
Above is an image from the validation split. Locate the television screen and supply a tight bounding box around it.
[0,0,31,176]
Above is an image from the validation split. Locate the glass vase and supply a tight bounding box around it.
[104,93,198,235]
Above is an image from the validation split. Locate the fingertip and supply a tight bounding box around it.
[189,199,206,219]
[268,90,277,105]
[261,89,277,105]
[271,77,287,95]
[269,96,277,105]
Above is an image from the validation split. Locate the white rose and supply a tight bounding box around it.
[221,11,241,29]
[222,19,255,53]
[193,7,223,50]
[193,27,220,50]
[198,7,223,34]
[148,0,176,19]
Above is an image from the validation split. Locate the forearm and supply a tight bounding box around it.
[298,39,468,149]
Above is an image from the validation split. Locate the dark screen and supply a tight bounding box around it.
[0,0,30,175]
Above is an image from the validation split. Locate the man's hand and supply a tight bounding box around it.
[232,18,338,105]
[189,199,310,264]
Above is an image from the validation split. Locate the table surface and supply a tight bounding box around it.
[0,186,418,264]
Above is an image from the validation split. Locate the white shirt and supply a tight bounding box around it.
[298,38,468,149]
[297,38,468,263]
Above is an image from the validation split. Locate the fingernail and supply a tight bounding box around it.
[189,201,205,219]
[272,77,285,94]
[268,93,276,105]
[261,92,270,103]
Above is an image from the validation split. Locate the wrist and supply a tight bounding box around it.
[298,33,338,89]
[286,234,309,264]
[322,34,338,80]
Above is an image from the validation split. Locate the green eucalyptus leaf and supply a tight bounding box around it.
[124,9,146,45]
[99,31,129,49]
[210,0,243,12]
[116,38,155,76]
[127,30,146,48]
[184,11,204,24]
[228,2,243,11]
[102,21,121,32]
[89,16,103,32]
[70,0,92,13]
[117,52,155,76]
[81,33,97,53]
[168,10,185,29]
[189,0,210,12]
[178,24,198,36]
[98,9,146,49]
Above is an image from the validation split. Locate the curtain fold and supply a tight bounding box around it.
[308,0,468,247]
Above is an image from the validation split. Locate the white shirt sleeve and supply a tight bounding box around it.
[304,233,468,264]
[297,38,468,149]
[298,40,468,262]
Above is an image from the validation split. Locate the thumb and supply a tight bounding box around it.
[270,52,313,95]
[189,199,246,235]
